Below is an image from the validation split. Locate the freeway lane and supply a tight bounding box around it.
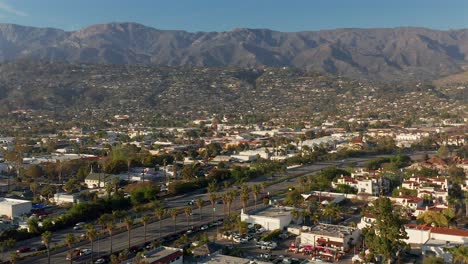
[15,151,433,263]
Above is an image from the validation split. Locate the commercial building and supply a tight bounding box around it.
[240,206,299,231]
[138,246,183,264]
[300,224,360,251]
[53,193,79,204]
[0,198,32,218]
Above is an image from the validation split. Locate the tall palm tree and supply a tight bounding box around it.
[156,208,166,238]
[196,198,204,222]
[99,214,115,255]
[65,233,76,264]
[106,221,116,255]
[170,208,178,232]
[41,231,52,264]
[141,214,151,244]
[241,186,250,210]
[227,191,235,217]
[124,216,134,250]
[299,176,308,193]
[184,206,192,227]
[84,224,97,263]
[221,193,229,216]
[209,193,217,222]
[241,185,250,209]
[252,184,260,209]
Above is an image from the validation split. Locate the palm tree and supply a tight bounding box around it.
[156,208,166,238]
[99,214,115,255]
[106,221,116,255]
[446,245,468,264]
[84,224,97,263]
[184,206,192,227]
[209,193,217,222]
[65,233,76,264]
[124,216,133,250]
[221,193,229,216]
[227,191,234,217]
[299,176,308,193]
[170,208,178,232]
[196,198,204,222]
[41,231,52,264]
[241,185,250,209]
[141,215,151,244]
[252,184,260,209]
[321,204,341,224]
[105,182,113,199]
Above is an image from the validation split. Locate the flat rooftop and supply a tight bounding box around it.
[0,198,31,205]
[203,254,270,264]
[248,206,295,218]
[306,224,356,238]
[141,246,182,262]
[424,239,466,247]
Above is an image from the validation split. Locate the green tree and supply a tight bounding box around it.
[41,231,52,264]
[446,245,468,264]
[437,145,449,159]
[362,197,408,263]
[422,256,445,264]
[417,209,455,227]
[27,217,40,234]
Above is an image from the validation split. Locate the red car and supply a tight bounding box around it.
[16,246,30,253]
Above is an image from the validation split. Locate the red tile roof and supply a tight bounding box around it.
[430,227,468,237]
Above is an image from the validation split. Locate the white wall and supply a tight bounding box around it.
[405,228,430,244]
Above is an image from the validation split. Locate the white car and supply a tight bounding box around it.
[200,225,209,230]
[81,248,92,256]
[94,258,106,264]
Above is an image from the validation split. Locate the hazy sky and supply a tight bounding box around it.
[0,0,467,31]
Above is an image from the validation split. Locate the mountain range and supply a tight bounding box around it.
[0,22,467,80]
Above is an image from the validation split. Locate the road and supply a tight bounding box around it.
[14,151,433,263]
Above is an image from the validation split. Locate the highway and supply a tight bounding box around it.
[13,151,432,264]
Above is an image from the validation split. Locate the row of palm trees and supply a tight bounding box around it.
[35,183,267,264]
[290,202,342,225]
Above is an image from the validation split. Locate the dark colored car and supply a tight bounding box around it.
[16,246,31,253]
[35,245,47,251]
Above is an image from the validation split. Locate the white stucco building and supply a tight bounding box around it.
[300,224,360,251]
[0,198,32,218]
[240,206,298,231]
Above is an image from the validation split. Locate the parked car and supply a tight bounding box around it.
[200,225,209,231]
[81,248,92,256]
[95,258,106,264]
[16,246,30,253]
[73,222,86,230]
[35,245,47,251]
